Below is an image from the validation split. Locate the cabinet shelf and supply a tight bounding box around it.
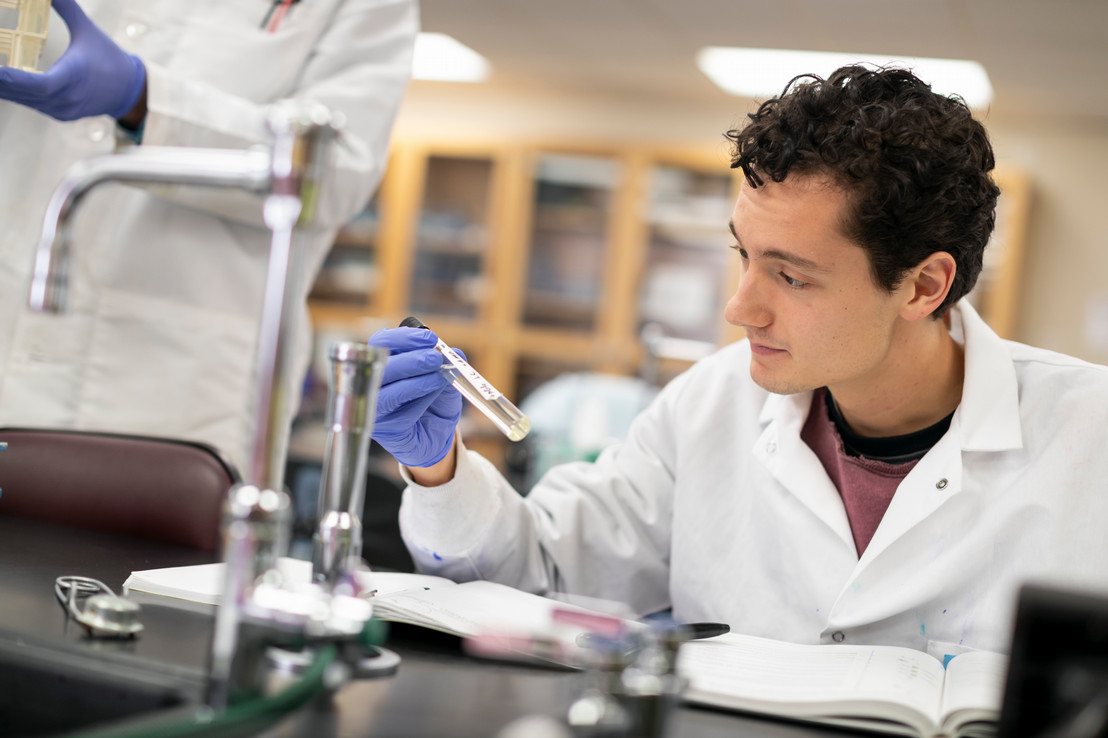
[298,143,743,471]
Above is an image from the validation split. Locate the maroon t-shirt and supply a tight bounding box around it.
[800,388,920,556]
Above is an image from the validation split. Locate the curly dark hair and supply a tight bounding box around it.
[725,65,1000,317]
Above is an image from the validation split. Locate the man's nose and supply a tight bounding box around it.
[724,269,770,329]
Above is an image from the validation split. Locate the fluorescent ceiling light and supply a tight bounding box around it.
[696,47,993,109]
[412,32,490,83]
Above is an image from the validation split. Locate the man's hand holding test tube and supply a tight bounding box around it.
[400,316,531,441]
[368,317,530,481]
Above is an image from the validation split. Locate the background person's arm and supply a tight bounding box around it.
[397,369,691,617]
[134,0,417,231]
[0,0,416,231]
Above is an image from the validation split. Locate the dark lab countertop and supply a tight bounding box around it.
[0,516,857,738]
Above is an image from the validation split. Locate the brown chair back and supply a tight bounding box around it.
[0,428,240,552]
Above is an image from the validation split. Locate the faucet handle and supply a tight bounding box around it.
[264,99,345,225]
[266,98,346,135]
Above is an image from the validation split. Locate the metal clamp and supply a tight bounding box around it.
[54,575,143,639]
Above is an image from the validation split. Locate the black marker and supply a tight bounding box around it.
[685,622,730,640]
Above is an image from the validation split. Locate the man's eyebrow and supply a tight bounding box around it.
[728,221,830,274]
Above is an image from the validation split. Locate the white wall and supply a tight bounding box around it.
[989,121,1108,365]
[394,80,742,147]
[395,82,1108,364]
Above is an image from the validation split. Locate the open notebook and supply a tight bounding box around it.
[125,561,1008,735]
[679,632,1006,737]
[123,559,628,666]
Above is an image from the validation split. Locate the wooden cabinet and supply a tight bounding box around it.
[302,142,744,469]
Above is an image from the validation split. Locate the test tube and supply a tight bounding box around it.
[400,316,531,441]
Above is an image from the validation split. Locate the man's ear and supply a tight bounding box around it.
[902,252,956,321]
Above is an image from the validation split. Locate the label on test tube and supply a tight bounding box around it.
[439,343,501,402]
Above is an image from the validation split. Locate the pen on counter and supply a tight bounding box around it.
[574,621,731,653]
[685,622,730,640]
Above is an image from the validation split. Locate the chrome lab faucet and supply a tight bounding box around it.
[26,99,340,493]
[26,102,397,707]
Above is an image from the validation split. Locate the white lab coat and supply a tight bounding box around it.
[0,0,416,472]
[399,302,1108,656]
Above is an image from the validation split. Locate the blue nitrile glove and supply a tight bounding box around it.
[369,327,464,468]
[0,0,146,121]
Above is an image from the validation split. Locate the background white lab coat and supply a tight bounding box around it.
[0,0,417,472]
[399,302,1108,655]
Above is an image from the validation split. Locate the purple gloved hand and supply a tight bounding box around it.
[369,327,463,468]
[0,0,146,121]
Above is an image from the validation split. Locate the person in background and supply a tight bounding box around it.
[367,64,1108,658]
[0,0,416,473]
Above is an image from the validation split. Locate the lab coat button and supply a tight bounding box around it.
[87,123,107,142]
[125,22,148,38]
[935,478,949,490]
[832,631,845,642]
[766,441,776,453]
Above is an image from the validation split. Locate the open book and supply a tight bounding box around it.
[124,559,442,614]
[123,559,627,666]
[678,632,1007,738]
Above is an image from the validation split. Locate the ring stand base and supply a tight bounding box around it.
[353,645,401,678]
[267,644,402,684]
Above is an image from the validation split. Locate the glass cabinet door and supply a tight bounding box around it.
[309,194,381,307]
[523,153,620,331]
[408,155,494,320]
[637,164,734,343]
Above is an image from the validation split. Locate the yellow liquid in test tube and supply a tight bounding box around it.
[400,316,531,441]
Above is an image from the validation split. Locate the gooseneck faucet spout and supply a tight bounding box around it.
[28,147,272,313]
[25,101,396,709]
[26,99,342,493]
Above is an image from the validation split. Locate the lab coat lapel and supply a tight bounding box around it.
[754,391,856,551]
[848,301,1024,572]
[853,420,965,567]
[954,301,1023,452]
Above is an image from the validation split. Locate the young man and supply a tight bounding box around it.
[368,66,1108,657]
